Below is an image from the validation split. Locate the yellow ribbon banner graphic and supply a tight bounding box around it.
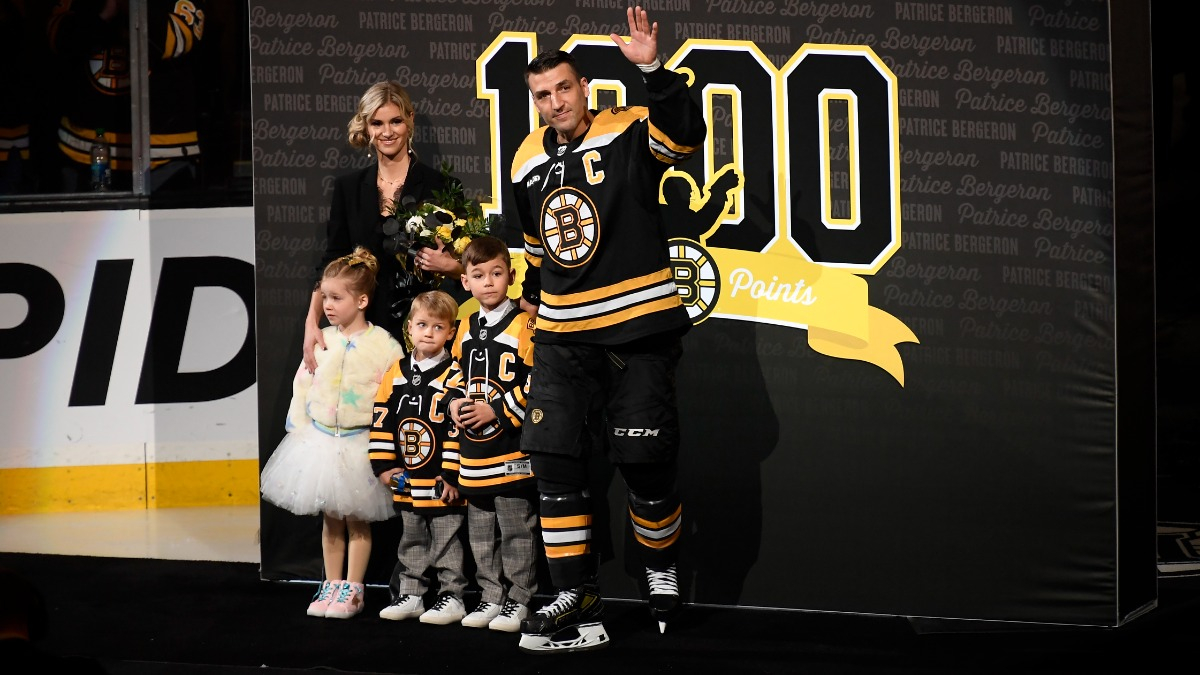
[709,247,919,385]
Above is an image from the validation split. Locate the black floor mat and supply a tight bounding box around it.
[3,551,1198,675]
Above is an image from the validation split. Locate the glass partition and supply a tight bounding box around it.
[0,0,250,211]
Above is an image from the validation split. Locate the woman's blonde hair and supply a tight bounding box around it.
[321,246,380,300]
[347,81,417,159]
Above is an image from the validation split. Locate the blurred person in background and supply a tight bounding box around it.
[47,0,205,192]
[0,0,33,194]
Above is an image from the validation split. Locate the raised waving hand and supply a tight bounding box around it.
[610,5,659,67]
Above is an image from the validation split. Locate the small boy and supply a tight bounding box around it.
[370,290,469,625]
[446,236,539,632]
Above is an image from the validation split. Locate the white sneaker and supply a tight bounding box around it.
[488,598,528,632]
[460,600,502,628]
[419,593,465,625]
[379,593,423,621]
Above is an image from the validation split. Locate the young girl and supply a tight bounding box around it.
[260,246,405,619]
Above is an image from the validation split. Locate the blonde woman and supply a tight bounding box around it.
[304,81,465,372]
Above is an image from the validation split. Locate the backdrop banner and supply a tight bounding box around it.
[250,0,1155,626]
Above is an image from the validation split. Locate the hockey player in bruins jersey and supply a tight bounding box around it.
[511,6,706,654]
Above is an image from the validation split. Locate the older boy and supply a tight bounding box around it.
[447,236,540,633]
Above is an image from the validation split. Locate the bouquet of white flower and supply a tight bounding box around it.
[381,163,501,268]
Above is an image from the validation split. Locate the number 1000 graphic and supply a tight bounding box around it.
[475,36,900,275]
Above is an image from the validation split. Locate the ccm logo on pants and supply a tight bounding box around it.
[613,428,660,437]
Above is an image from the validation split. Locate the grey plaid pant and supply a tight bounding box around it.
[466,493,538,605]
[393,510,467,598]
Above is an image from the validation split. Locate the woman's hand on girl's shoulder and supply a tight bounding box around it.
[303,321,326,374]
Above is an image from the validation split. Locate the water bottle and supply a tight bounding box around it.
[90,128,111,191]
[390,470,408,494]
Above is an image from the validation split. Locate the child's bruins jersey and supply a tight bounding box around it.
[447,300,536,496]
[370,351,464,513]
[512,65,707,346]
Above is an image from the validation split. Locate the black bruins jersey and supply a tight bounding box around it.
[446,300,536,496]
[48,0,204,171]
[370,351,464,513]
[512,65,707,346]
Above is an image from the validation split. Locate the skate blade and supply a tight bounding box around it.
[518,622,610,654]
[650,601,680,634]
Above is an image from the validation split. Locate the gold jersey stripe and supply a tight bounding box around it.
[511,135,549,182]
[541,268,674,306]
[541,514,593,529]
[459,475,527,487]
[590,107,645,136]
[459,451,529,466]
[648,120,703,157]
[628,504,682,529]
[536,295,681,333]
[545,543,591,558]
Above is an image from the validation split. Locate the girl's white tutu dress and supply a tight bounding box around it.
[260,324,404,521]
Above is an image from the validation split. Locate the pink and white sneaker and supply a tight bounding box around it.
[306,580,339,617]
[325,581,365,619]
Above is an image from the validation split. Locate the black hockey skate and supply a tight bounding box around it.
[517,586,609,654]
[646,564,680,633]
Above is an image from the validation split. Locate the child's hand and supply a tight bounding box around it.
[450,398,468,426]
[438,478,460,503]
[379,468,402,487]
[458,399,498,430]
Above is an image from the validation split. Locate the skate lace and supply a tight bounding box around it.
[499,599,522,617]
[536,589,579,617]
[647,566,678,595]
[334,582,353,603]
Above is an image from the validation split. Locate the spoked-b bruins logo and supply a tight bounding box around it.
[89,47,131,95]
[669,238,720,324]
[464,380,503,442]
[541,187,599,268]
[397,418,436,470]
